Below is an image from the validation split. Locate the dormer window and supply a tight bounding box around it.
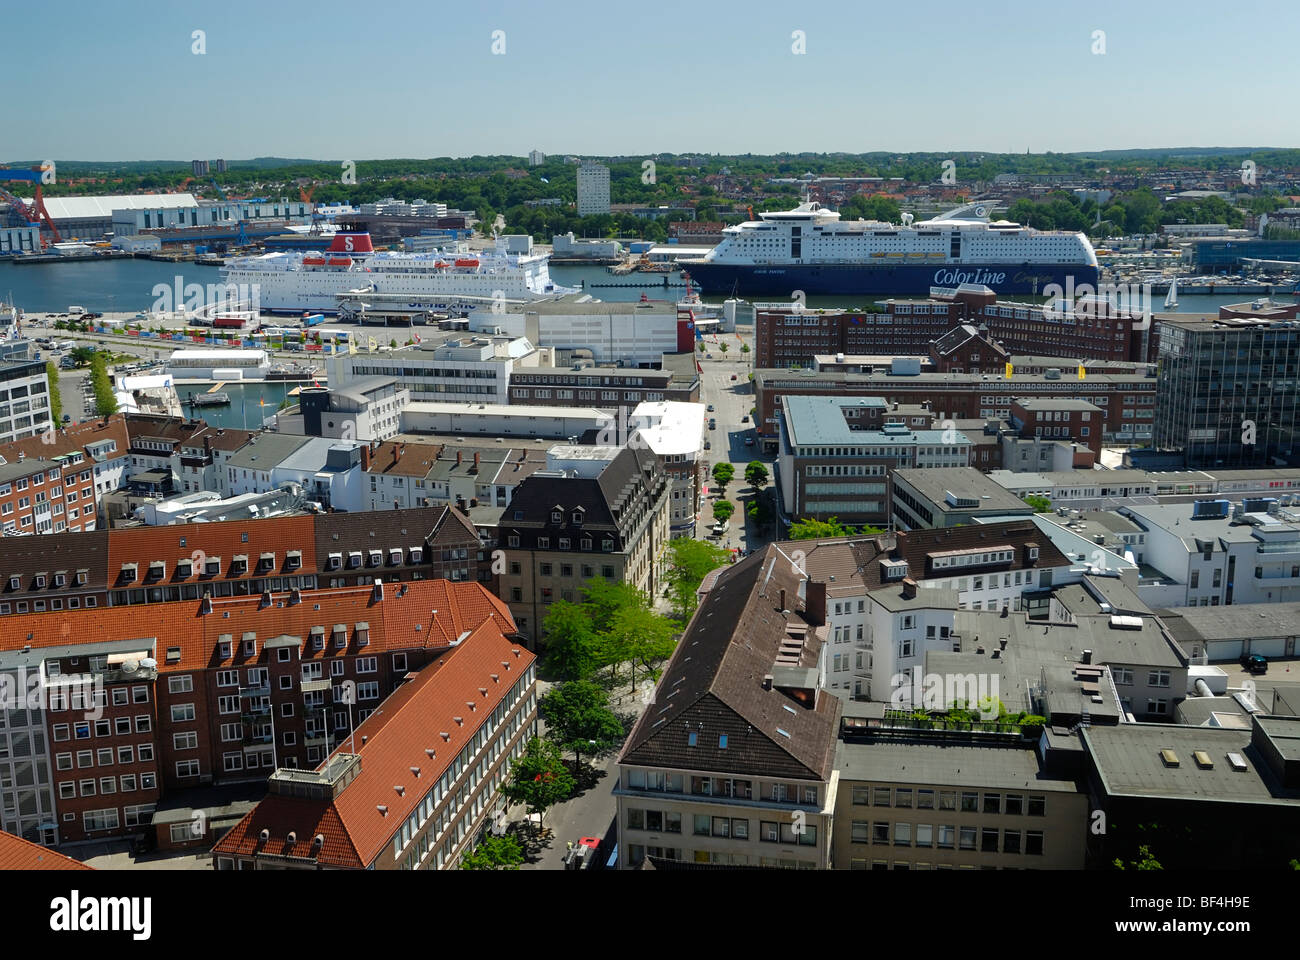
[551,509,563,523]
[147,561,165,581]
[408,547,423,564]
[388,548,402,566]
[286,551,302,571]
[347,551,362,569]
[242,634,257,657]
[231,555,249,575]
[368,550,382,567]
[355,623,370,646]
[310,626,325,651]
[119,563,138,583]
[218,638,233,659]
[328,552,342,570]
[572,509,584,526]
[34,574,46,589]
[76,571,88,586]
[333,624,347,649]
[176,560,193,579]
[258,552,275,572]
[6,576,17,591]
[53,573,66,588]
[205,557,221,576]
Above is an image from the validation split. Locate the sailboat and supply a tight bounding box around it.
[1164,277,1179,309]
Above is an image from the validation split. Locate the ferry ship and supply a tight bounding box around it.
[221,230,579,314]
[679,202,1099,296]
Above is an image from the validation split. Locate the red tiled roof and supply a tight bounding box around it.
[0,580,516,673]
[365,440,442,478]
[212,622,534,867]
[0,830,92,870]
[0,413,129,465]
[106,515,319,585]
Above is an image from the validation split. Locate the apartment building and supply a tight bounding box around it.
[314,505,487,587]
[0,358,54,444]
[508,364,699,408]
[0,530,108,615]
[629,400,705,537]
[211,625,537,870]
[0,415,131,534]
[0,578,516,847]
[359,439,443,510]
[615,545,841,870]
[328,336,536,406]
[891,467,1033,530]
[496,444,670,644]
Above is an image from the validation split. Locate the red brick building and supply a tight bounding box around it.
[0,578,517,849]
[210,621,537,870]
[1008,398,1105,457]
[754,285,1159,369]
[0,416,130,535]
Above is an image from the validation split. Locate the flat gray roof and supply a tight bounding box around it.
[835,738,1080,793]
[892,467,1032,514]
[1157,602,1300,642]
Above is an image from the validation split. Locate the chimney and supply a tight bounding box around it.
[901,577,918,599]
[762,675,773,690]
[372,578,384,602]
[473,451,480,471]
[804,580,827,625]
[457,450,463,466]
[360,443,371,471]
[779,588,786,611]
[199,591,212,614]
[395,444,403,462]
[393,499,400,510]
[1081,649,1093,665]
[289,587,301,605]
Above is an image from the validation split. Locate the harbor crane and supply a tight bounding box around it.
[0,165,61,245]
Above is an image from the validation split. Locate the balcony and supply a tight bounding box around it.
[300,678,331,694]
[240,684,270,698]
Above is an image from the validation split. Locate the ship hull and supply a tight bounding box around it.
[679,261,1099,297]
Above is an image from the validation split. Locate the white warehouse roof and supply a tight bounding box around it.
[42,193,198,221]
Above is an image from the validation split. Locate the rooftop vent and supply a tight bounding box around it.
[1159,749,1180,768]
[1193,751,1214,770]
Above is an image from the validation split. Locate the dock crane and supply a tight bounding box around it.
[0,165,61,246]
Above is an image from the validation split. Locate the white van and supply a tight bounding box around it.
[67,306,86,315]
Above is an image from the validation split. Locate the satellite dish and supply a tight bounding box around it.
[121,660,139,674]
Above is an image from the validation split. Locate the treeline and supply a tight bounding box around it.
[1006,189,1291,237]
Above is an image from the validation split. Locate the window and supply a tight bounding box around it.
[1027,796,1045,817]
[981,827,999,852]
[893,822,911,846]
[873,787,891,806]
[168,675,193,694]
[1005,794,1023,816]
[960,792,978,812]
[170,704,196,723]
[176,760,200,777]
[1003,830,1021,854]
[958,827,977,850]
[173,732,198,750]
[1026,831,1044,855]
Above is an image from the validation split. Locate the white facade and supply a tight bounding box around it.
[630,401,705,536]
[166,349,270,381]
[552,233,621,258]
[399,401,613,439]
[528,150,546,167]
[0,362,54,445]
[328,337,535,406]
[577,162,611,216]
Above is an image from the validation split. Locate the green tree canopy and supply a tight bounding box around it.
[45,361,63,425]
[664,537,730,623]
[744,460,769,489]
[607,604,678,684]
[1023,495,1052,513]
[500,736,575,824]
[711,462,734,491]
[460,834,525,870]
[712,499,735,523]
[541,599,600,680]
[787,516,883,539]
[539,680,626,767]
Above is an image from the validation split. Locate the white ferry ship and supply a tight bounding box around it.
[221,230,578,314]
[679,202,1099,296]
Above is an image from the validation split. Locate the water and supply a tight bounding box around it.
[175,380,299,430]
[0,257,225,314]
[4,257,1293,317]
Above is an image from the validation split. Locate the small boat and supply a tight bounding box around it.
[454,258,479,268]
[1164,277,1179,309]
[327,257,352,266]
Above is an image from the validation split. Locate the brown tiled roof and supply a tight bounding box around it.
[621,545,840,782]
[428,506,479,547]
[190,426,256,452]
[789,521,1068,599]
[365,440,442,478]
[313,507,455,564]
[1,530,109,592]
[0,579,515,672]
[211,622,534,867]
[0,413,129,465]
[0,830,92,870]
[107,515,318,586]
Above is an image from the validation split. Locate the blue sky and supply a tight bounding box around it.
[6,0,1295,160]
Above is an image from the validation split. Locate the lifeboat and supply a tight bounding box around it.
[454,258,479,267]
[327,257,352,266]
[303,256,326,266]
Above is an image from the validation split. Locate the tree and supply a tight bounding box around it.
[719,342,729,355]
[744,460,769,490]
[1023,494,1052,513]
[787,516,883,539]
[45,362,63,424]
[746,497,771,526]
[500,737,574,829]
[579,578,649,635]
[539,681,626,767]
[460,834,524,870]
[89,353,118,417]
[712,499,735,523]
[541,600,600,680]
[664,537,730,622]
[740,343,750,354]
[1113,844,1163,871]
[606,604,678,684]
[711,462,734,492]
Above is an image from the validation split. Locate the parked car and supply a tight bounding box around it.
[706,404,714,412]
[730,374,738,381]
[1241,653,1268,674]
[741,415,749,423]
[703,440,711,450]
[744,436,754,446]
